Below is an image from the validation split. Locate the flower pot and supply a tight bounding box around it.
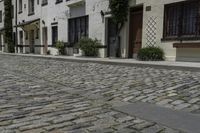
[73,49,84,57]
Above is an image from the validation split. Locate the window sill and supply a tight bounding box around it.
[66,0,85,7]
[55,1,63,4]
[173,43,200,48]
[28,12,35,16]
[42,3,48,6]
[161,36,200,42]
[18,11,22,14]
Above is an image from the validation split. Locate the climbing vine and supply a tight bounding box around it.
[109,0,129,29]
[4,0,15,53]
[109,0,129,57]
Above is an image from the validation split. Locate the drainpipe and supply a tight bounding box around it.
[15,0,18,53]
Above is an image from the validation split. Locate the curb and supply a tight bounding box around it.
[1,52,200,72]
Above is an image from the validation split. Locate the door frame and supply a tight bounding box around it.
[129,6,143,58]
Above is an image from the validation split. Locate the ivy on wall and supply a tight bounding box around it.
[109,0,129,57]
[109,0,129,26]
[4,0,15,53]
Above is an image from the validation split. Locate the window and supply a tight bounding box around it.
[56,0,63,4]
[163,1,200,39]
[68,16,89,45]
[28,0,35,15]
[0,11,2,23]
[42,0,48,6]
[19,0,23,13]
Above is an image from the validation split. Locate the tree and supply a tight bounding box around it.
[4,0,15,53]
[109,0,129,57]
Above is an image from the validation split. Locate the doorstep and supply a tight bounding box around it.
[1,52,200,71]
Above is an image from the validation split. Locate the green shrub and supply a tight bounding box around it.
[137,46,164,61]
[77,38,101,57]
[55,41,65,55]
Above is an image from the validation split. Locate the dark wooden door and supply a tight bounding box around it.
[29,30,35,53]
[19,31,23,53]
[52,26,58,46]
[0,34,2,51]
[129,8,143,58]
[107,18,118,57]
[43,27,48,54]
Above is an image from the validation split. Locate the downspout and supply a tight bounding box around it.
[15,0,18,53]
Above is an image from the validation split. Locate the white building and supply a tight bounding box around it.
[0,0,200,61]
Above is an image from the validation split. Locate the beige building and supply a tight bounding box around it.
[0,0,200,62]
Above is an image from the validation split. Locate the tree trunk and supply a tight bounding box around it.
[4,0,14,53]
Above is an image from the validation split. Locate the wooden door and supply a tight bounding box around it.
[129,8,143,58]
[0,34,2,51]
[19,31,23,53]
[52,26,58,46]
[43,27,48,54]
[29,30,35,53]
[107,18,118,57]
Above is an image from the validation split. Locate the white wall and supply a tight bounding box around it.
[40,1,69,55]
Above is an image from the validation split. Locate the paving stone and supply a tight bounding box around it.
[156,99,173,105]
[188,98,200,104]
[174,103,191,110]
[141,125,164,133]
[44,122,73,131]
[0,120,12,126]
[116,116,134,123]
[52,115,76,124]
[116,128,139,133]
[123,96,134,102]
[171,100,185,105]
[132,121,155,131]
[19,123,49,131]
[22,129,45,133]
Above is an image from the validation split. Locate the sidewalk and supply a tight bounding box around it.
[1,52,200,71]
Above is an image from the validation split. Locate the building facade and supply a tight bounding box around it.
[0,0,200,61]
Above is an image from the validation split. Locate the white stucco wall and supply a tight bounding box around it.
[0,1,4,29]
[40,1,69,55]
[85,0,109,57]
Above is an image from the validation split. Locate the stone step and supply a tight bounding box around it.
[114,102,200,133]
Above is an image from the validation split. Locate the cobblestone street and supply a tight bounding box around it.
[0,54,200,133]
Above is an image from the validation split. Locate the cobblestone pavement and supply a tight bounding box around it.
[0,55,199,133]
